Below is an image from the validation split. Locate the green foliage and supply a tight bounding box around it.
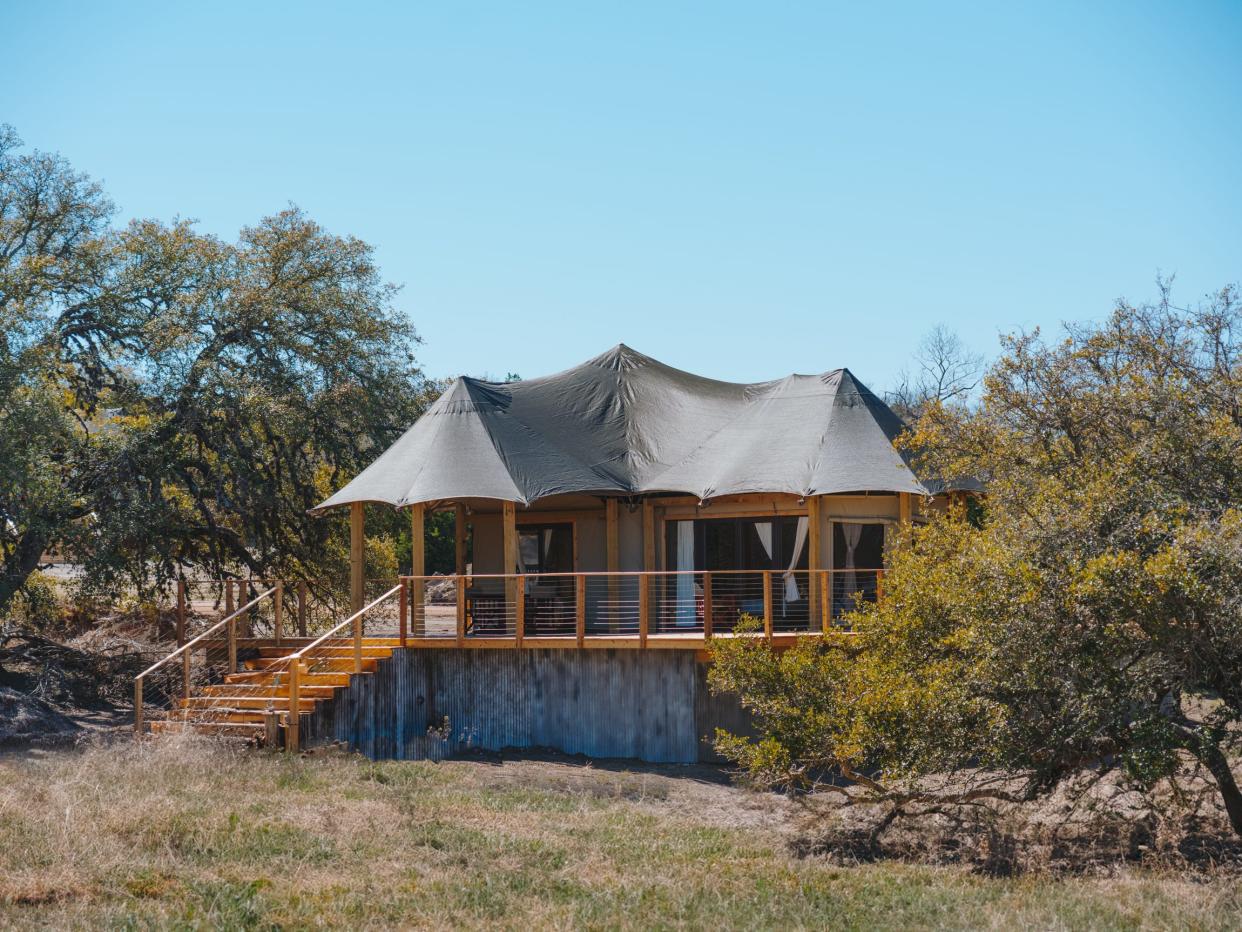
[712,285,1242,832]
[0,125,433,614]
[5,573,62,629]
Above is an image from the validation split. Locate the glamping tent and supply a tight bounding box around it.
[138,346,962,760]
[316,344,927,510]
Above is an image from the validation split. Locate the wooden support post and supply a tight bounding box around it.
[263,710,280,747]
[575,574,586,647]
[899,492,913,524]
[287,662,300,753]
[456,574,466,647]
[273,580,283,645]
[350,501,365,614]
[353,606,363,674]
[605,498,619,631]
[763,570,774,641]
[399,578,408,648]
[455,503,467,574]
[821,571,831,632]
[133,677,144,736]
[503,501,519,633]
[702,571,713,637]
[175,579,186,646]
[410,502,425,636]
[227,616,237,674]
[639,574,649,647]
[807,496,822,631]
[182,649,191,700]
[297,581,308,637]
[225,578,234,617]
[514,574,525,647]
[642,499,655,638]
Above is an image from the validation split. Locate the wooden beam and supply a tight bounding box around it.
[641,498,655,642]
[410,502,425,636]
[398,578,408,647]
[702,571,713,637]
[454,503,467,574]
[452,509,464,640]
[350,502,365,614]
[515,574,525,647]
[807,495,822,631]
[575,574,586,647]
[456,574,466,647]
[605,498,619,632]
[503,501,519,630]
[899,492,913,524]
[763,570,774,641]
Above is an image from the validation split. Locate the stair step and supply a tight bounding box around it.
[160,709,272,724]
[199,684,338,699]
[150,721,267,738]
[180,697,317,711]
[245,657,378,673]
[256,645,394,659]
[224,671,351,687]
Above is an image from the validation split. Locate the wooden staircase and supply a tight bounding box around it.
[148,639,401,743]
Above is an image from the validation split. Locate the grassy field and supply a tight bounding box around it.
[0,739,1239,930]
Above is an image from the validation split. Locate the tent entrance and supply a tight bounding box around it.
[664,516,810,630]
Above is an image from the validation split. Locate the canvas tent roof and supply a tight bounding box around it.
[315,344,929,511]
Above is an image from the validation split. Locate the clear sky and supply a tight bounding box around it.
[5,1,1241,390]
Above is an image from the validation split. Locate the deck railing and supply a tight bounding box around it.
[133,584,279,735]
[398,568,884,646]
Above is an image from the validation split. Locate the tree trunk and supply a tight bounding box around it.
[1197,738,1242,837]
[0,530,50,618]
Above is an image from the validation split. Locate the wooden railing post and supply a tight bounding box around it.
[225,578,234,617]
[575,574,586,647]
[182,649,191,700]
[175,579,186,646]
[514,574,525,647]
[639,574,649,647]
[273,580,283,645]
[702,572,713,637]
[287,661,300,753]
[227,615,237,674]
[821,570,830,632]
[399,578,408,648]
[763,570,774,641]
[134,677,144,736]
[297,581,308,637]
[353,605,363,674]
[456,574,466,647]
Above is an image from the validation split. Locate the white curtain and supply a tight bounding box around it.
[675,521,696,627]
[517,532,538,593]
[754,522,773,560]
[783,516,809,605]
[840,522,863,606]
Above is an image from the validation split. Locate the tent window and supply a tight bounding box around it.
[831,522,885,569]
[516,523,573,574]
[665,516,809,571]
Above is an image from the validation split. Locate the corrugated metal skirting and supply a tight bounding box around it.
[301,648,745,764]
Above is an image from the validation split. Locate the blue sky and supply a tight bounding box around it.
[5,1,1241,390]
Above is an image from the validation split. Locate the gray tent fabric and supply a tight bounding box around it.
[314,345,929,511]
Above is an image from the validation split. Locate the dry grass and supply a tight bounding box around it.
[1,739,1240,930]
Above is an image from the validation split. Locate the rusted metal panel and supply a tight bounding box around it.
[304,648,736,763]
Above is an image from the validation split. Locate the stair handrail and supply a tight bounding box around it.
[273,583,403,753]
[133,585,278,736]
